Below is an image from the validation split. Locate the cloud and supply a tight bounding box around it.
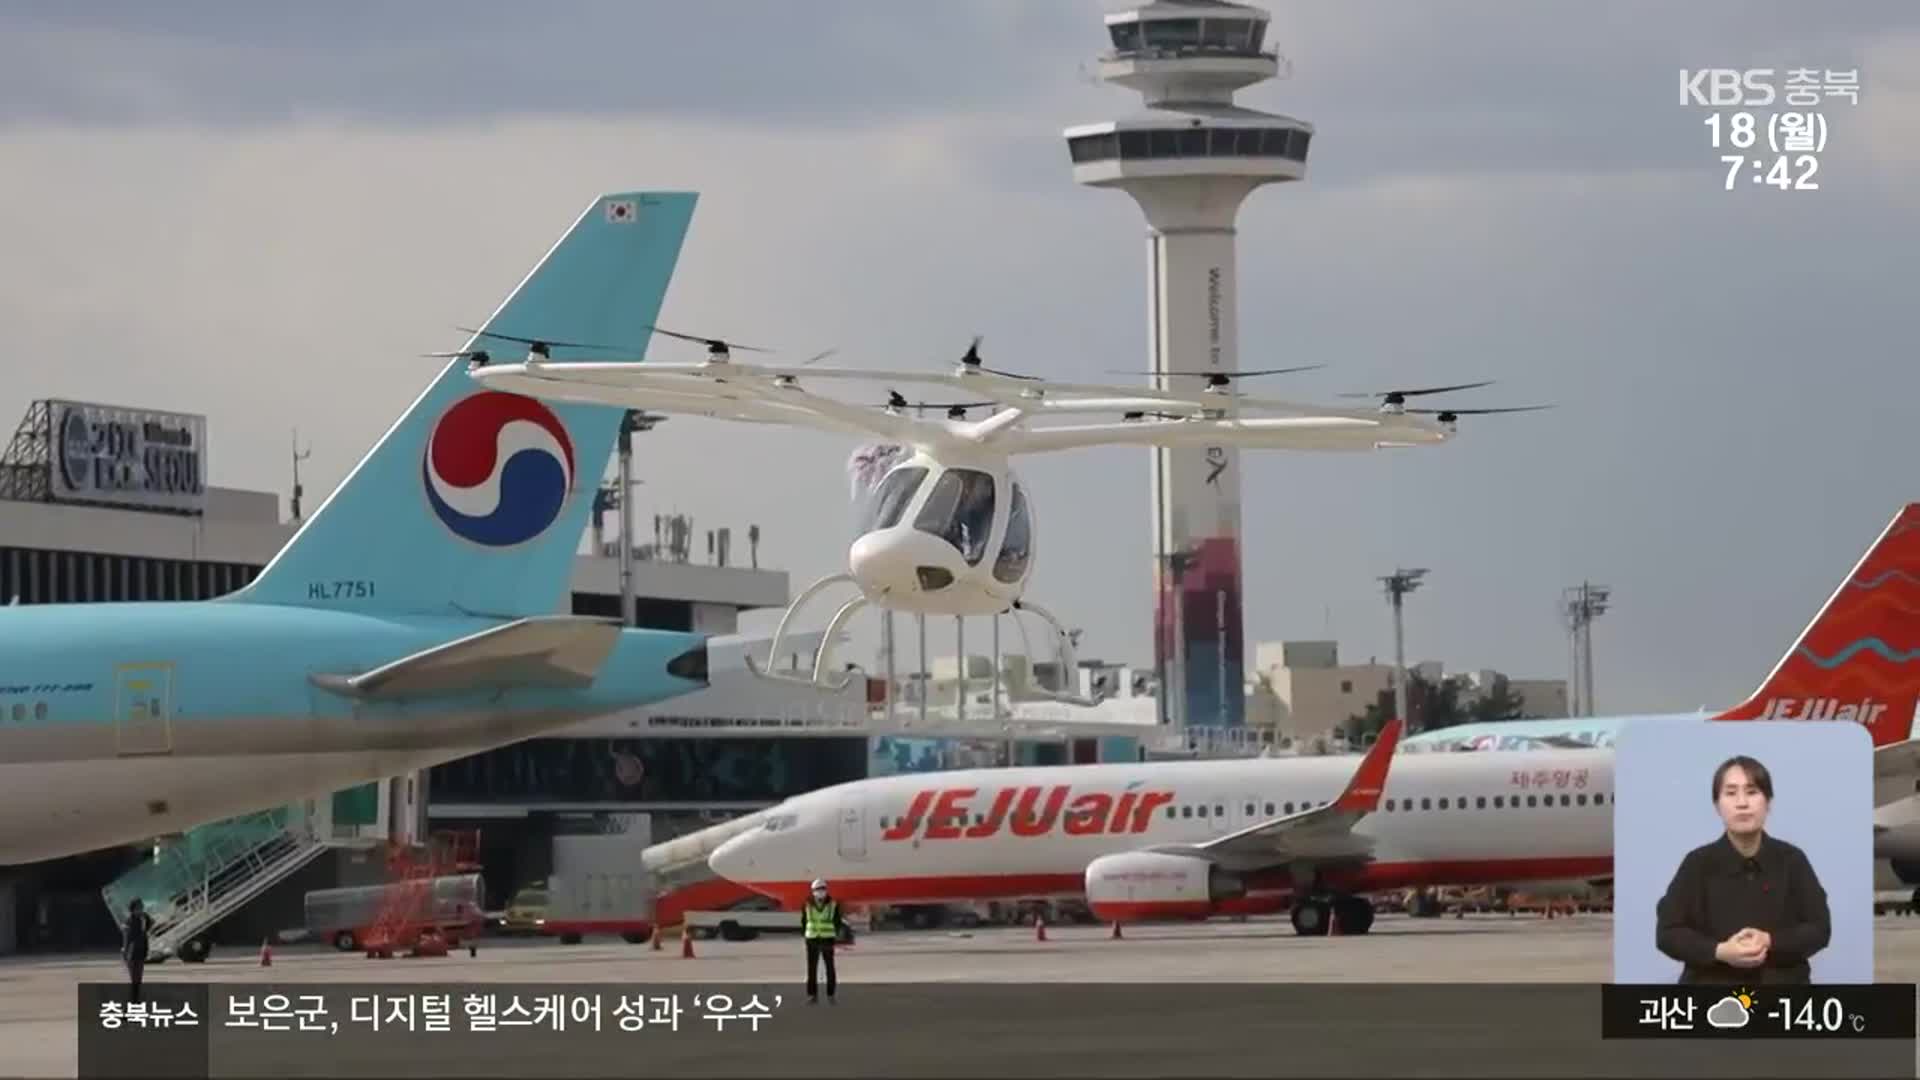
[1707,995,1750,1029]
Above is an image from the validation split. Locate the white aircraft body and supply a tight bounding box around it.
[469,337,1543,705]
[709,500,1920,934]
[711,720,1621,934]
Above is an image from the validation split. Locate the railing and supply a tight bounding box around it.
[102,807,332,958]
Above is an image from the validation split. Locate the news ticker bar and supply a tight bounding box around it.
[78,982,1919,1080]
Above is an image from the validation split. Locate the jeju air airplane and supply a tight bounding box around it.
[0,191,714,865]
[708,502,1920,936]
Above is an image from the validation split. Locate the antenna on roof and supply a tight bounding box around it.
[290,428,312,523]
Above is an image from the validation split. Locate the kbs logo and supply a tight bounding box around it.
[1680,69,1776,107]
[1756,698,1887,725]
[882,784,1175,841]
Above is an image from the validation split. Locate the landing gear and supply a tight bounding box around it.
[1289,895,1374,937]
[177,936,212,963]
[1006,599,1115,707]
[743,573,867,693]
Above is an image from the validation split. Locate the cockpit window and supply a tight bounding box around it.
[912,468,996,565]
[861,467,927,533]
[992,482,1032,584]
[761,812,799,833]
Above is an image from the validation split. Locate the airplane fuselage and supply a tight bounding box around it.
[709,749,1616,910]
[0,601,701,863]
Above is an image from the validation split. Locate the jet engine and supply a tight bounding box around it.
[1083,851,1245,921]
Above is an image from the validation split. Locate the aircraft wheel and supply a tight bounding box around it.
[1290,899,1330,937]
[1332,895,1375,935]
[178,936,212,963]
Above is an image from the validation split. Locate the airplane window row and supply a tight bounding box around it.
[877,789,1618,832]
[7,702,48,723]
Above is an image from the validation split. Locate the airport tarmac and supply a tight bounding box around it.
[10,913,1920,1077]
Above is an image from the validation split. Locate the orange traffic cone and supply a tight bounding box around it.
[259,940,273,967]
[650,926,663,951]
[1110,920,1123,939]
[1329,906,1342,937]
[1035,914,1047,942]
[681,929,696,958]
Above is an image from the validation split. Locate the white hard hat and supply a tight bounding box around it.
[811,878,827,890]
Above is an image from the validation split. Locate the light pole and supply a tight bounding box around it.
[614,411,667,628]
[1379,568,1429,733]
[1561,583,1611,716]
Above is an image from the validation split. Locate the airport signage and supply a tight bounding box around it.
[49,400,207,515]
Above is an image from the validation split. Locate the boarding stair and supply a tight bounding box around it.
[102,806,332,963]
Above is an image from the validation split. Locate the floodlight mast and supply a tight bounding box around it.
[1380,568,1429,732]
[1562,582,1611,715]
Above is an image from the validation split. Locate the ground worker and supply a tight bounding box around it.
[801,878,850,1004]
[121,898,153,1002]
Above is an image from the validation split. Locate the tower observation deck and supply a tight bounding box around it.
[1062,1,1313,729]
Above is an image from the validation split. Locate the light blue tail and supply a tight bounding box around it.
[229,191,697,617]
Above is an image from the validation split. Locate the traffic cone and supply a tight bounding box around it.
[259,940,272,967]
[1034,914,1047,942]
[1110,920,1122,940]
[650,926,663,951]
[681,929,696,959]
[1328,906,1342,937]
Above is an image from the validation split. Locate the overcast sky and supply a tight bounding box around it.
[2,2,1915,715]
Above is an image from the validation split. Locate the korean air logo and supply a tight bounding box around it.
[423,391,576,547]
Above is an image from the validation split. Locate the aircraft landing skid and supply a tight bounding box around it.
[741,574,1116,708]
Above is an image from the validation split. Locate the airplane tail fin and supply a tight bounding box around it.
[1714,503,1920,748]
[228,192,696,617]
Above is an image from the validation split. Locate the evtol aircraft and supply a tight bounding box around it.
[704,502,1920,935]
[0,191,715,865]
[465,331,1545,705]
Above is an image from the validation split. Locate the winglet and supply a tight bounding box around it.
[1333,719,1404,813]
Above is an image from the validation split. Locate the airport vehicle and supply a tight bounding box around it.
[1398,502,1920,755]
[708,504,1920,934]
[543,813,654,945]
[305,874,484,952]
[467,339,1543,704]
[499,882,549,936]
[0,190,711,864]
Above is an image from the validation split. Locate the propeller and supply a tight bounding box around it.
[881,390,998,414]
[451,327,631,360]
[647,325,773,360]
[1108,364,1325,390]
[1410,405,1554,423]
[1339,380,1495,406]
[956,336,1041,381]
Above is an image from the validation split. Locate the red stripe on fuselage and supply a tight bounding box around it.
[732,855,1612,910]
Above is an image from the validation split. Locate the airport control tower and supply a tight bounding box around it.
[1064,1,1312,728]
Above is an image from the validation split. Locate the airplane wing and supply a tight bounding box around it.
[310,616,624,699]
[468,359,1447,455]
[1150,720,1404,872]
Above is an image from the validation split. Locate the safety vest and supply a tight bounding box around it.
[803,899,838,939]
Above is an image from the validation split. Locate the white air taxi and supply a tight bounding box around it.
[467,330,1544,704]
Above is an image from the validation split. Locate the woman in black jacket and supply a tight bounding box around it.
[1654,755,1831,984]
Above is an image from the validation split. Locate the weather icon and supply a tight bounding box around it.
[1708,989,1755,1030]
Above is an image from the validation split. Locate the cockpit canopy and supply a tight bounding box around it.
[856,461,1033,586]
